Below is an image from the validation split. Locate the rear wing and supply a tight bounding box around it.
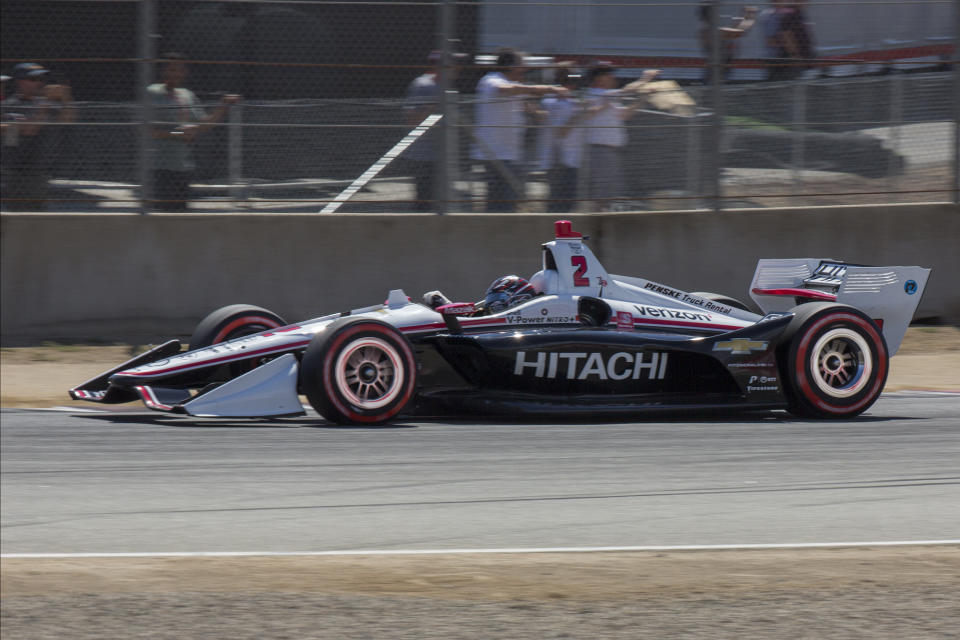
[749,259,930,356]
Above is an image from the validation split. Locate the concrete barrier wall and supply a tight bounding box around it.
[2,204,958,345]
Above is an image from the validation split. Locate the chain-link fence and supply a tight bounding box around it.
[1,0,957,213]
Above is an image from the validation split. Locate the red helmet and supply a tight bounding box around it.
[482,275,536,313]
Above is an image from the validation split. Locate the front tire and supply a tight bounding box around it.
[301,318,418,425]
[780,303,888,419]
[189,304,287,351]
[189,304,287,376]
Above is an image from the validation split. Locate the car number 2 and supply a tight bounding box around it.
[571,256,589,287]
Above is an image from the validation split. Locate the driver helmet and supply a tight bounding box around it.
[481,275,536,313]
[483,275,537,313]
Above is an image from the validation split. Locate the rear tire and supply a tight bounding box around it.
[688,291,752,312]
[301,318,418,425]
[779,303,888,419]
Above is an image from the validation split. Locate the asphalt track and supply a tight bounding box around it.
[2,393,959,555]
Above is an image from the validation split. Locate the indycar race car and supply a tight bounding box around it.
[70,220,929,424]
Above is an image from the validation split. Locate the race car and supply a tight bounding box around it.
[70,220,930,424]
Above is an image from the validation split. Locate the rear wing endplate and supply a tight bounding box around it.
[749,259,930,355]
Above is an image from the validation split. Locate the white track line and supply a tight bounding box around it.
[4,540,959,559]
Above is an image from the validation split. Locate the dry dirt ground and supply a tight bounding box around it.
[3,548,960,640]
[2,329,959,639]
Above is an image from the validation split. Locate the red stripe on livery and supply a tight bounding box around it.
[612,317,745,332]
[753,287,837,301]
[120,318,505,379]
[136,386,173,411]
[399,318,507,333]
[118,340,312,378]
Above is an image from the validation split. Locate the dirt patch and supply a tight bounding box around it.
[2,327,958,408]
[3,547,959,639]
[893,326,960,354]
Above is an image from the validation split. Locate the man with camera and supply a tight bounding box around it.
[1,63,75,211]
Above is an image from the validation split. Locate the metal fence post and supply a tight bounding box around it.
[228,103,244,206]
[577,132,590,213]
[888,70,904,194]
[685,107,702,206]
[791,80,806,190]
[137,0,156,215]
[436,0,455,215]
[443,89,459,212]
[954,0,960,204]
[708,0,724,212]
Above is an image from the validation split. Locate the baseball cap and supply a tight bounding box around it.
[12,63,50,80]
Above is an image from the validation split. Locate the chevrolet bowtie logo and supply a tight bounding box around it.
[713,338,768,355]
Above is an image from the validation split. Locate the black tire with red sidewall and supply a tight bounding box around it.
[301,318,418,425]
[189,304,287,351]
[688,291,753,312]
[780,302,889,419]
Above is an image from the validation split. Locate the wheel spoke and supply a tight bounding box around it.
[804,324,878,406]
[333,336,406,410]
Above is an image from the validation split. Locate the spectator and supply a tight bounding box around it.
[698,3,758,83]
[403,50,467,212]
[582,63,658,212]
[760,0,787,66]
[535,64,583,213]
[767,0,815,81]
[470,48,567,212]
[147,52,239,211]
[1,63,74,211]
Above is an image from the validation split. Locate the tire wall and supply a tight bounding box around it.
[2,204,958,344]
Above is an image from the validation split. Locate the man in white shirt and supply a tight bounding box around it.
[536,65,583,213]
[582,63,657,211]
[147,52,239,211]
[471,48,567,212]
